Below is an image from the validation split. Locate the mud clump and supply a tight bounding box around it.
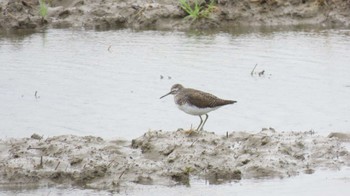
[206,169,242,184]
[1,0,350,31]
[329,132,350,142]
[0,130,350,191]
[170,171,190,185]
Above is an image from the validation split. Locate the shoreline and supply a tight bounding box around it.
[1,0,350,31]
[1,129,349,191]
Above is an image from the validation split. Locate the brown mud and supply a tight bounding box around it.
[0,129,349,191]
[1,0,350,31]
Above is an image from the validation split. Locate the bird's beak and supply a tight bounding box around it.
[160,91,172,99]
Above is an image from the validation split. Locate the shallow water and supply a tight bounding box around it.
[133,168,350,196]
[1,27,350,139]
[1,168,349,195]
[1,26,350,195]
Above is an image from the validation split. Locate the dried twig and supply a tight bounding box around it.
[190,138,199,147]
[118,168,128,179]
[55,161,60,170]
[108,160,118,168]
[27,146,46,150]
[251,64,258,76]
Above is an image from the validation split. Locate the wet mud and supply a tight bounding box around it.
[0,129,349,191]
[1,0,350,31]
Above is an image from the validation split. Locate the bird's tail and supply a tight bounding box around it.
[219,99,237,106]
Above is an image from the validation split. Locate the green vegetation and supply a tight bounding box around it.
[39,0,48,18]
[179,0,216,21]
[179,0,201,20]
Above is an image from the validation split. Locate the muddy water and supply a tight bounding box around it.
[1,27,350,139]
[1,168,350,195]
[1,27,350,195]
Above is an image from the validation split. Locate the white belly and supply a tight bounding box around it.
[177,103,219,116]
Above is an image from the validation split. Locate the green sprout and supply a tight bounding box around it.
[39,0,48,18]
[179,0,216,21]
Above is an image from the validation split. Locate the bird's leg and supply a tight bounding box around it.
[195,115,203,131]
[199,114,209,131]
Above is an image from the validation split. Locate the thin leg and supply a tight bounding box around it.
[195,115,203,131]
[199,114,209,131]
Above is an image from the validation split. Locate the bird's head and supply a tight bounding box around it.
[160,84,184,99]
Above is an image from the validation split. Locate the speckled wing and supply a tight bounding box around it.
[184,88,236,108]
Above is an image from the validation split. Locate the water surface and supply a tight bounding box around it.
[1,26,350,196]
[1,168,350,195]
[1,27,350,139]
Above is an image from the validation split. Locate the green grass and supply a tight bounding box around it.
[179,0,216,21]
[179,0,202,20]
[39,0,48,18]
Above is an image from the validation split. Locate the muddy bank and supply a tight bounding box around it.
[0,129,349,191]
[1,0,350,31]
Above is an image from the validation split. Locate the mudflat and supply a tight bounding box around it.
[1,0,350,31]
[0,129,349,191]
